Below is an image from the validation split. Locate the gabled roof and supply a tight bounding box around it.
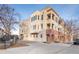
[31,7,60,17]
[41,7,59,17]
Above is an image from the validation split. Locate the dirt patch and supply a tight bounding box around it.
[11,43,29,48]
[0,41,29,49]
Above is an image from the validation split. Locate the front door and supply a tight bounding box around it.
[46,34,50,43]
[51,34,54,42]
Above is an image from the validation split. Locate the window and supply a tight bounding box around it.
[41,24,43,29]
[58,28,61,32]
[47,23,50,28]
[40,34,42,38]
[52,24,54,29]
[55,17,58,22]
[47,13,51,19]
[33,25,36,30]
[33,35,35,38]
[38,15,39,20]
[41,15,43,20]
[36,34,38,38]
[31,15,37,21]
[58,28,60,31]
[22,30,23,33]
[59,20,61,24]
[38,25,39,29]
[52,14,54,20]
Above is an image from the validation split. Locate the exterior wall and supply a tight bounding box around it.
[29,11,47,42]
[19,20,30,41]
[20,7,72,43]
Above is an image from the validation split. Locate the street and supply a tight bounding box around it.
[0,41,79,54]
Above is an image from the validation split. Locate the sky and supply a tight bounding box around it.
[8,4,79,35]
[9,4,79,20]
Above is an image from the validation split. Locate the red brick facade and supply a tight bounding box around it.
[46,29,71,43]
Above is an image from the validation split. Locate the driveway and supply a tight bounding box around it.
[58,45,79,54]
[0,41,73,54]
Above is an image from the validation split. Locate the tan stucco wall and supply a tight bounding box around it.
[19,7,72,43]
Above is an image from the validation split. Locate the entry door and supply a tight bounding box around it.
[46,34,50,42]
[51,34,54,42]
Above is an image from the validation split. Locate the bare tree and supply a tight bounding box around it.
[65,19,79,40]
[0,4,20,40]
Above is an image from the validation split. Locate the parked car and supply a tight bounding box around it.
[73,39,79,45]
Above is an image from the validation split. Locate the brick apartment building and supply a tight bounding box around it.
[19,7,72,43]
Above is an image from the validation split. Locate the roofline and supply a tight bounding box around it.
[41,7,60,17]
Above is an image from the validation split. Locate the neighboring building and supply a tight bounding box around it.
[20,7,72,43]
[19,20,30,41]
